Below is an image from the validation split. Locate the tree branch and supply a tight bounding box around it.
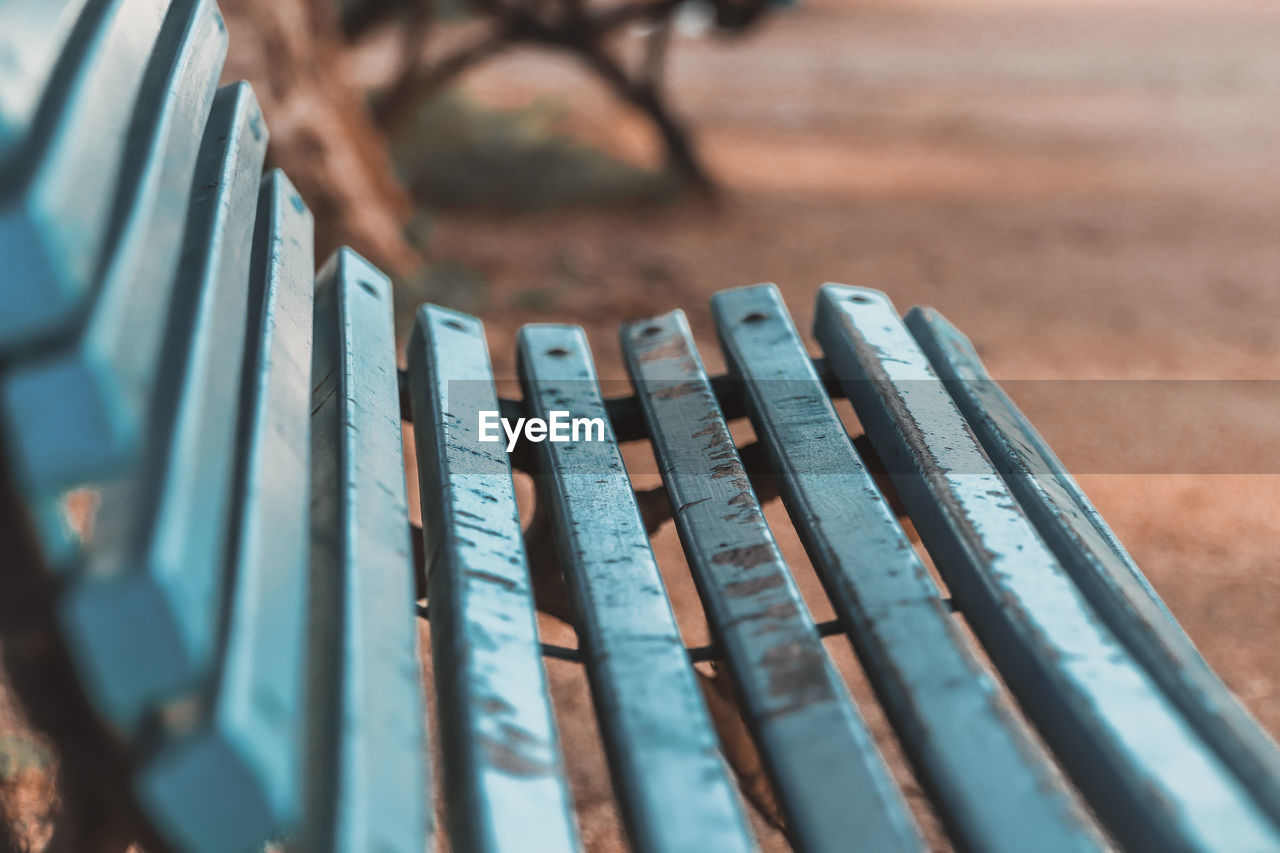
[376,28,516,135]
[570,33,715,190]
[370,0,739,192]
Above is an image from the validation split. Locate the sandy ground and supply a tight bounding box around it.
[415,0,1280,848]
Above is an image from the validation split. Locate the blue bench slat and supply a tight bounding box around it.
[58,82,266,731]
[620,310,922,853]
[907,305,1280,829]
[2,0,225,558]
[136,171,315,853]
[0,0,174,351]
[304,249,429,853]
[517,323,755,853]
[814,283,1280,852]
[407,305,579,853]
[0,0,93,163]
[712,283,1105,853]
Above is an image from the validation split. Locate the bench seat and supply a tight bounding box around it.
[2,1,1280,852]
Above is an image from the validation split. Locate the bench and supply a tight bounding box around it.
[2,1,1279,851]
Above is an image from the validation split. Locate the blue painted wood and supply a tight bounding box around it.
[407,305,579,853]
[16,497,78,570]
[304,248,429,853]
[0,0,175,351]
[136,171,314,853]
[908,304,1280,830]
[57,83,266,731]
[517,323,755,853]
[814,283,1280,853]
[902,311,1174,625]
[712,283,1105,853]
[0,0,93,164]
[2,0,226,560]
[620,310,922,853]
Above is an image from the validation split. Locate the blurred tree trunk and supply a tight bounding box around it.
[218,0,422,275]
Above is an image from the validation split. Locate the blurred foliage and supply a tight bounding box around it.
[390,90,684,212]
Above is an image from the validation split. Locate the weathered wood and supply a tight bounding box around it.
[7,3,1280,843]
[0,0,173,351]
[908,304,1280,831]
[1,0,226,561]
[620,309,922,853]
[517,323,755,853]
[305,248,429,853]
[407,305,578,852]
[136,171,314,853]
[58,83,266,731]
[814,283,1280,852]
[713,283,1105,853]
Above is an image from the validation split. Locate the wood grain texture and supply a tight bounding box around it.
[519,322,755,853]
[58,83,265,732]
[137,170,315,853]
[622,308,923,853]
[816,283,1280,853]
[407,304,578,853]
[909,303,1280,834]
[305,248,428,853]
[714,283,1105,853]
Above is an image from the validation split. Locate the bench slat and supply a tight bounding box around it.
[0,0,93,163]
[712,284,1104,853]
[908,304,1280,829]
[814,283,1280,852]
[0,0,173,351]
[305,249,429,852]
[59,83,266,731]
[136,171,314,853]
[2,0,226,557]
[621,310,922,853]
[407,306,578,852]
[517,324,755,853]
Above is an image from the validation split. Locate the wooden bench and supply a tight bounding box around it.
[2,2,1280,851]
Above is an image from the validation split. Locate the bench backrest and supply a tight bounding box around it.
[0,2,427,850]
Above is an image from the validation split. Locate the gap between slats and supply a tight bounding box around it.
[404,358,963,852]
[396,309,1127,852]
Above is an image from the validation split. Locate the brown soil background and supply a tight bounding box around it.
[414,0,1280,848]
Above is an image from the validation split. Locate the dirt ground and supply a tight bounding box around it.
[414,0,1280,848]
